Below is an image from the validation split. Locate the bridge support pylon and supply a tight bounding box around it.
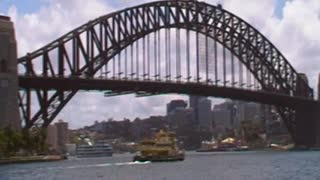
[0,15,21,130]
[295,103,320,148]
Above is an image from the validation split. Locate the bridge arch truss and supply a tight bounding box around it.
[17,0,314,142]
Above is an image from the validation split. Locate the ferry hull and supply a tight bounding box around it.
[76,152,113,158]
[133,154,184,162]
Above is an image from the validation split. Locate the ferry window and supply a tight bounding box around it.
[141,141,155,145]
[0,59,7,73]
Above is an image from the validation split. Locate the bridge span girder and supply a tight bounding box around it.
[19,76,317,109]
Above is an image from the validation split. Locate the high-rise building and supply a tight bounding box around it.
[189,95,212,131]
[212,101,235,135]
[198,98,212,131]
[212,100,266,137]
[166,100,187,115]
[55,120,69,153]
[189,95,200,109]
[261,105,288,136]
[168,108,194,128]
[236,102,262,123]
[46,125,57,150]
[189,95,202,125]
[0,16,21,130]
[212,108,232,135]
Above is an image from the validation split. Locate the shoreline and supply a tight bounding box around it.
[195,145,320,152]
[0,155,66,165]
[2,148,320,165]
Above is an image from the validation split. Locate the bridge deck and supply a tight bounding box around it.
[19,76,318,108]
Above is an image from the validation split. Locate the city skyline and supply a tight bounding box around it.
[75,97,272,131]
[75,96,220,130]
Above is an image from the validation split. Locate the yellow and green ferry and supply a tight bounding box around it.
[133,130,184,162]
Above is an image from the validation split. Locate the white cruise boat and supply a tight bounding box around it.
[75,142,113,158]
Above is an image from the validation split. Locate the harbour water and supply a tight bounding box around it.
[1,151,319,180]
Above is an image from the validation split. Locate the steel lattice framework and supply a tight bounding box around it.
[17,0,315,142]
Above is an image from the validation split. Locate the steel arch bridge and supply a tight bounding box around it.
[17,0,320,147]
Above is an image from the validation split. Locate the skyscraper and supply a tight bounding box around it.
[166,100,187,115]
[236,102,262,123]
[189,95,212,131]
[189,95,201,125]
[212,101,235,135]
[212,100,267,136]
[198,98,212,131]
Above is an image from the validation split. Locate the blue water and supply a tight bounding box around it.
[0,151,320,180]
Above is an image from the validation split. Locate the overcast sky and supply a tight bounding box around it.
[1,0,319,129]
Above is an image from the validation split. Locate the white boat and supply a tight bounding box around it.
[75,143,113,158]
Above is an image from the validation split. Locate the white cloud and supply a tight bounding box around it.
[8,0,113,56]
[5,0,320,128]
[223,0,277,30]
[265,0,320,94]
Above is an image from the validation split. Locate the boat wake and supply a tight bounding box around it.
[55,161,151,170]
[3,161,151,175]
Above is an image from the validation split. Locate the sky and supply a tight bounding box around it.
[1,0,320,129]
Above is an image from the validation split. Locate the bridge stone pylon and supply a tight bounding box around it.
[0,16,21,131]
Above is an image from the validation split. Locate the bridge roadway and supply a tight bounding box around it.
[19,75,319,109]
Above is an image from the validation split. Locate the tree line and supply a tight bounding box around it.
[0,126,47,158]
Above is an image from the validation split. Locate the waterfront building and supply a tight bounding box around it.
[55,120,69,153]
[46,125,57,150]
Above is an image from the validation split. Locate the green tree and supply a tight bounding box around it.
[0,127,23,158]
[26,127,49,155]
